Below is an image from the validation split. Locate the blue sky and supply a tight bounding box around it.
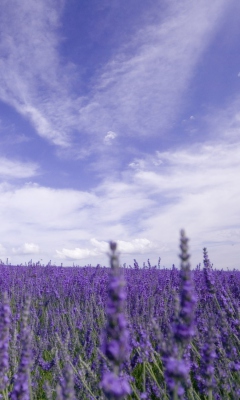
[0,0,240,269]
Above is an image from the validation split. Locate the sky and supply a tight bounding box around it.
[0,0,240,269]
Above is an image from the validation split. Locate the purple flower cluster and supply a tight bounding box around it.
[57,362,75,400]
[10,297,32,400]
[164,229,196,399]
[0,292,11,392]
[203,247,215,295]
[199,326,217,395]
[174,230,196,345]
[100,241,132,399]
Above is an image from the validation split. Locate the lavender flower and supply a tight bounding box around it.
[173,230,196,345]
[198,324,216,396]
[38,357,55,371]
[100,241,132,399]
[164,230,196,399]
[61,363,75,400]
[101,372,131,399]
[56,383,64,400]
[203,248,215,294]
[0,292,11,391]
[10,297,32,400]
[164,357,189,395]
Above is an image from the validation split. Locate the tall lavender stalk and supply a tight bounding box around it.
[203,247,215,295]
[100,241,131,400]
[164,229,196,400]
[174,230,196,346]
[0,292,11,394]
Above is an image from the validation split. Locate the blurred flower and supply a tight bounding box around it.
[100,241,132,399]
[100,371,131,399]
[0,292,11,391]
[164,230,196,399]
[173,230,196,345]
[61,362,75,400]
[10,297,32,400]
[198,323,217,395]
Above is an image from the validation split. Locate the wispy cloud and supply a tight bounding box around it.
[0,0,78,147]
[0,157,39,179]
[104,131,117,145]
[77,0,229,140]
[0,0,230,157]
[201,94,240,142]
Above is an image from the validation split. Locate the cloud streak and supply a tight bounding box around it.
[0,157,39,179]
[0,0,230,156]
[77,0,229,140]
[0,0,78,147]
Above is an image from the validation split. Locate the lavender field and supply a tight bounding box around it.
[0,230,239,399]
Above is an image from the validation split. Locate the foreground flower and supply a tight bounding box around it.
[10,297,32,400]
[164,229,196,399]
[100,241,132,399]
[101,371,131,399]
[0,292,11,392]
[173,230,196,345]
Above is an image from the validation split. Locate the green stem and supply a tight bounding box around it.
[173,385,178,400]
[143,362,146,394]
[208,389,213,400]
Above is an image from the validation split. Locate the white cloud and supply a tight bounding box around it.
[104,131,117,144]
[90,238,109,253]
[128,159,147,170]
[0,183,98,232]
[55,237,159,261]
[12,243,40,255]
[0,133,239,268]
[116,238,159,254]
[55,247,98,260]
[0,157,39,179]
[90,237,159,254]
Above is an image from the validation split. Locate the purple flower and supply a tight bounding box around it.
[100,371,131,399]
[164,357,190,399]
[164,230,196,399]
[38,357,55,371]
[197,323,217,395]
[10,298,32,400]
[60,363,76,400]
[0,292,11,391]
[56,384,64,400]
[203,247,215,294]
[100,241,132,399]
[174,230,196,345]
